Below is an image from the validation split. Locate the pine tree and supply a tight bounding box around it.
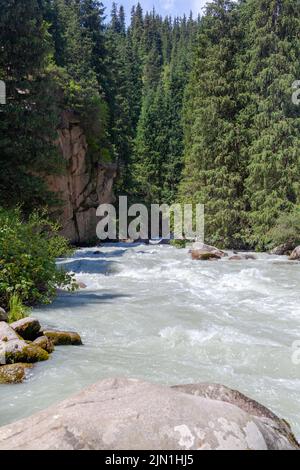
[0,0,61,211]
[180,0,247,248]
[241,0,300,248]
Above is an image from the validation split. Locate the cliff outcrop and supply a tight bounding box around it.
[47,111,117,244]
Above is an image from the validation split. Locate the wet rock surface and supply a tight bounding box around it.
[0,378,298,450]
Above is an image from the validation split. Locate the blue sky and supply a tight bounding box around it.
[103,1,208,21]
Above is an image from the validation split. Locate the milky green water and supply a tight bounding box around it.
[0,244,299,438]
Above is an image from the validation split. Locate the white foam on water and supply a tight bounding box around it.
[0,244,300,439]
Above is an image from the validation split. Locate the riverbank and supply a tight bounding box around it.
[0,243,299,439]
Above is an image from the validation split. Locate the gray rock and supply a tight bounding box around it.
[172,383,299,448]
[289,246,300,261]
[0,308,8,323]
[271,242,295,256]
[229,254,257,261]
[192,243,226,257]
[0,322,20,341]
[0,378,298,450]
[10,317,41,341]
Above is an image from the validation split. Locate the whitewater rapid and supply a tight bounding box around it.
[0,243,300,437]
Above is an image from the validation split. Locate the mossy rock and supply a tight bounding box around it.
[33,336,55,354]
[0,363,33,384]
[43,330,82,346]
[3,339,49,364]
[10,317,41,341]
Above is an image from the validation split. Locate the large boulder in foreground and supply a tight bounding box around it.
[43,330,82,346]
[10,317,41,341]
[0,364,33,384]
[0,378,297,450]
[289,246,300,261]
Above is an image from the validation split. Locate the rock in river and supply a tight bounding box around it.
[0,322,19,342]
[1,339,49,364]
[33,336,55,354]
[0,322,49,364]
[0,378,297,450]
[191,243,226,261]
[289,246,300,261]
[43,330,82,346]
[10,317,41,341]
[0,364,33,384]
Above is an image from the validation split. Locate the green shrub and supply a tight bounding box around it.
[266,207,300,249]
[0,208,76,311]
[8,293,30,323]
[170,239,188,249]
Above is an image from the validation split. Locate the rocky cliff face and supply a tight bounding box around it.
[47,111,117,244]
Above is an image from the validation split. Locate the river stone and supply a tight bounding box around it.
[43,330,82,346]
[229,254,257,261]
[172,383,299,448]
[0,364,33,384]
[0,308,8,323]
[0,322,20,341]
[10,317,41,341]
[244,254,257,260]
[192,243,226,257]
[191,250,221,261]
[77,282,87,289]
[289,246,300,261]
[33,336,55,354]
[0,338,49,364]
[0,378,297,450]
[271,242,295,256]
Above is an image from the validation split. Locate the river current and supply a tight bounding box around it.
[0,243,299,437]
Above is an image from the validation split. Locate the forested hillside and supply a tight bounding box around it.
[0,0,300,250]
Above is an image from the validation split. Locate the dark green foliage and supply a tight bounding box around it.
[266,207,300,249]
[242,0,300,249]
[0,208,75,311]
[180,0,247,248]
[131,10,198,205]
[180,0,300,249]
[0,0,61,212]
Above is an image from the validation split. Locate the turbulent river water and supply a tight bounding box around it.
[0,243,300,437]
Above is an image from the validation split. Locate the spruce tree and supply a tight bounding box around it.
[0,0,61,211]
[180,0,246,248]
[242,0,300,248]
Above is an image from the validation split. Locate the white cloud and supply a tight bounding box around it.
[161,0,175,13]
